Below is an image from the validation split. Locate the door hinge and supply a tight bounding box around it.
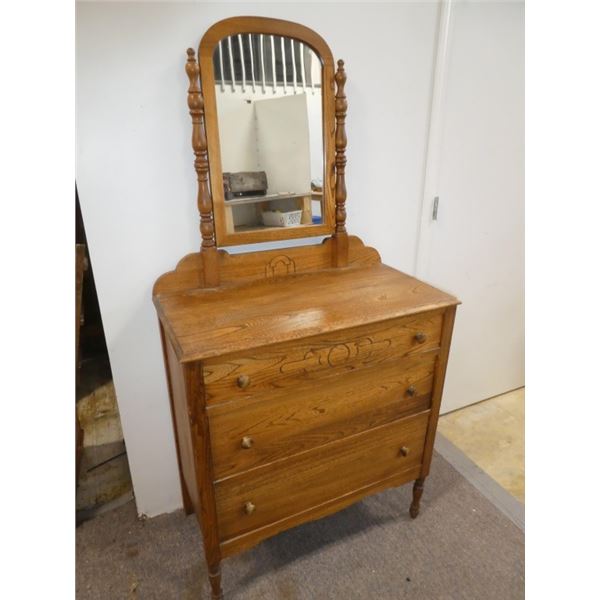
[432,196,439,221]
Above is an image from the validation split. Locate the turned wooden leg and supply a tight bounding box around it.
[410,477,425,519]
[208,566,223,600]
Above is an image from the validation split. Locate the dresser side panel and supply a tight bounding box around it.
[164,335,200,511]
[421,305,457,476]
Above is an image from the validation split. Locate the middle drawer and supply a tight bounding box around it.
[208,352,437,479]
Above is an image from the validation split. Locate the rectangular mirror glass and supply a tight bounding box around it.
[212,34,323,233]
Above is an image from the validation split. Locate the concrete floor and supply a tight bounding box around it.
[77,356,133,520]
[438,388,524,502]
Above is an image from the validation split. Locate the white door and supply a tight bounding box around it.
[416,1,524,413]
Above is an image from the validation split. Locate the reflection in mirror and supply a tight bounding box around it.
[213,34,323,233]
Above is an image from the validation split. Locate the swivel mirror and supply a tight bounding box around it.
[196,17,336,245]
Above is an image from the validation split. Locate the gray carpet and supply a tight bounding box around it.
[76,452,524,599]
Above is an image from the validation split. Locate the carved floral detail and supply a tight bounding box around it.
[280,336,392,374]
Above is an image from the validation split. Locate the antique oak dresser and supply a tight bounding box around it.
[153,17,459,599]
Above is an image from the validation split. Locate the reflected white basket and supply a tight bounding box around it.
[261,209,303,227]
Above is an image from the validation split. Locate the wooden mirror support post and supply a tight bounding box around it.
[154,17,459,599]
[333,59,348,268]
[186,48,219,288]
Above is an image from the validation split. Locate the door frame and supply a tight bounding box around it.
[414,0,454,280]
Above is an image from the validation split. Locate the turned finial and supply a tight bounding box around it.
[186,49,203,119]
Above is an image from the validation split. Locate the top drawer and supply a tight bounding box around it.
[203,310,443,406]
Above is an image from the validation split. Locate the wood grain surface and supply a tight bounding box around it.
[214,411,429,541]
[183,360,225,600]
[421,305,457,478]
[156,264,458,362]
[153,235,381,297]
[208,352,437,478]
[161,323,196,515]
[219,463,422,558]
[203,312,442,406]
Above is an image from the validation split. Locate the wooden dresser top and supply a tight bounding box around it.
[156,263,458,362]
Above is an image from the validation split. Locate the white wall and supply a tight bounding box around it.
[255,93,311,194]
[214,91,259,172]
[217,85,323,182]
[417,0,525,412]
[76,1,440,516]
[306,91,323,182]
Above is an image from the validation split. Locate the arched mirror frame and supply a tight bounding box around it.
[198,16,336,246]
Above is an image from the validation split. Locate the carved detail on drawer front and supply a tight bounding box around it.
[282,336,388,372]
[208,352,437,478]
[203,311,443,406]
[214,411,429,542]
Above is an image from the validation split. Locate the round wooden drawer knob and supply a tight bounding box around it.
[406,385,417,397]
[241,436,254,449]
[236,374,250,389]
[414,332,427,344]
[400,446,410,457]
[244,501,256,515]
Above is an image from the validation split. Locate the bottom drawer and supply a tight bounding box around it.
[214,410,429,541]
